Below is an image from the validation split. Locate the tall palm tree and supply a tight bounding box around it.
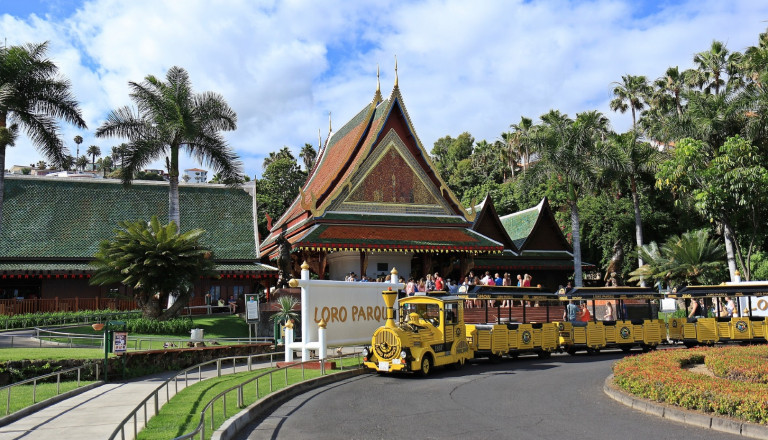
[603,131,663,274]
[73,135,83,165]
[96,66,242,226]
[692,40,740,95]
[654,67,690,118]
[510,116,535,174]
[0,41,86,233]
[299,143,317,171]
[610,75,651,130]
[87,145,101,170]
[534,110,609,286]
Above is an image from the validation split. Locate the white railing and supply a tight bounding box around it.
[107,352,283,440]
[172,352,363,440]
[0,364,100,417]
[33,328,274,350]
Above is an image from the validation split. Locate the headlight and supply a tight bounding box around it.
[362,347,369,357]
[400,350,407,358]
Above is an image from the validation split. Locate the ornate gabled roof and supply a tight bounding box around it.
[0,177,266,265]
[471,194,519,252]
[499,197,572,253]
[260,78,486,257]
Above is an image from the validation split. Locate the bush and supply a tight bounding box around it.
[0,310,141,330]
[124,316,194,335]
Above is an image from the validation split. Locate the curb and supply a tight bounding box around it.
[0,381,105,427]
[603,375,768,439]
[212,368,367,440]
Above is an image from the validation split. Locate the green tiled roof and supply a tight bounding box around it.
[499,205,540,249]
[1,177,258,261]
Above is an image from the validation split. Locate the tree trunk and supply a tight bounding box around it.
[722,222,739,282]
[630,176,645,286]
[168,145,180,226]
[160,292,191,320]
[570,200,583,287]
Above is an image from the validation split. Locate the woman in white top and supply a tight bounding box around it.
[603,301,615,321]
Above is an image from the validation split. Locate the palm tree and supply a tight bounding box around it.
[76,155,88,172]
[654,67,690,118]
[87,145,101,170]
[269,296,300,342]
[73,135,83,165]
[603,131,663,274]
[629,229,725,289]
[299,143,317,171]
[99,155,113,177]
[262,146,294,170]
[610,75,651,130]
[691,40,741,95]
[90,216,217,319]
[96,66,242,226]
[534,110,610,286]
[509,116,536,174]
[36,160,46,170]
[0,41,87,233]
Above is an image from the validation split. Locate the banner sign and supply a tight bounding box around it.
[113,331,127,354]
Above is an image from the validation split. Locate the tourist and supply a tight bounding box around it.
[522,274,532,287]
[516,274,522,286]
[228,295,237,314]
[417,278,426,294]
[564,300,579,322]
[725,296,736,317]
[425,274,435,292]
[448,279,458,294]
[434,272,445,291]
[579,302,591,322]
[603,301,615,321]
[494,273,503,286]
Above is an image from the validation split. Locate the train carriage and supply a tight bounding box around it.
[667,283,768,346]
[459,285,561,360]
[556,287,665,354]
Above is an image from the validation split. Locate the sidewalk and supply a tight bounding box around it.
[0,359,276,440]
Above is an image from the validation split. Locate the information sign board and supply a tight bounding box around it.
[245,294,260,322]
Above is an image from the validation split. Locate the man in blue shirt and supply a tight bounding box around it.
[494,273,503,286]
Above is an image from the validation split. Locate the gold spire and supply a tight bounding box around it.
[373,63,383,103]
[328,111,332,133]
[394,55,398,88]
[318,128,322,149]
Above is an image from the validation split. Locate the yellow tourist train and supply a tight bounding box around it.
[666,283,768,347]
[362,283,768,375]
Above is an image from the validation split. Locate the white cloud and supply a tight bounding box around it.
[2,0,768,177]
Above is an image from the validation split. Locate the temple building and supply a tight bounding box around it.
[0,176,276,301]
[259,69,589,289]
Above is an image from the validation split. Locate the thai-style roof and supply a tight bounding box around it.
[259,79,500,258]
[499,197,572,253]
[0,176,275,275]
[471,195,518,252]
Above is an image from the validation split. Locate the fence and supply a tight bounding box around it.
[0,297,138,316]
[172,352,363,440]
[108,352,284,440]
[0,364,100,417]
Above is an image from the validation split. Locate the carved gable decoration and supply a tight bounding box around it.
[333,135,452,216]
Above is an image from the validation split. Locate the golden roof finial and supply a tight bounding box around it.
[318,128,322,149]
[394,55,399,88]
[328,111,332,133]
[373,63,383,103]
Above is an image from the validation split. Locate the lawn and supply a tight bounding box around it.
[0,347,104,361]
[0,380,98,415]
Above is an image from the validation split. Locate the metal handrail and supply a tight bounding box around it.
[33,328,274,350]
[0,364,100,416]
[107,352,283,440]
[173,352,363,440]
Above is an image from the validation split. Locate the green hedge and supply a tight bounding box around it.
[123,317,194,335]
[0,310,141,330]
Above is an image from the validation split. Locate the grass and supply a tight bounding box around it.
[138,358,361,440]
[0,347,104,361]
[0,380,98,416]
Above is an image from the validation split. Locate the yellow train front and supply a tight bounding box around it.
[666,283,768,346]
[556,287,665,354]
[363,290,473,375]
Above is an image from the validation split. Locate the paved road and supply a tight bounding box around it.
[238,352,742,440]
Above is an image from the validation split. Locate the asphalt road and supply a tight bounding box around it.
[237,351,742,440]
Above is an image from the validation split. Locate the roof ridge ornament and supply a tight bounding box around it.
[328,111,332,134]
[373,63,383,103]
[394,55,399,88]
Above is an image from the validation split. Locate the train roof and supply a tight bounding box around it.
[458,285,557,300]
[670,283,768,298]
[402,294,465,303]
[559,286,663,300]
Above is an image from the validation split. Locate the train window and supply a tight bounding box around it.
[444,303,458,325]
[401,303,441,325]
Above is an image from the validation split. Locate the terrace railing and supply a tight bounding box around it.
[107,352,284,440]
[172,352,363,440]
[0,364,100,418]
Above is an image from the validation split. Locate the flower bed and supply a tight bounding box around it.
[612,346,768,424]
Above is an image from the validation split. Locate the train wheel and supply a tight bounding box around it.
[452,356,466,370]
[586,347,596,355]
[566,348,576,356]
[621,346,632,353]
[418,355,432,376]
[489,353,503,363]
[537,351,551,359]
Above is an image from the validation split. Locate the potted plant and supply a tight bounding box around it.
[270,296,299,344]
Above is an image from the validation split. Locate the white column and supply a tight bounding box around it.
[284,323,294,363]
[318,319,327,361]
[300,261,310,361]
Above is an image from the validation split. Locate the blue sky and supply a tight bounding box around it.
[2,0,768,179]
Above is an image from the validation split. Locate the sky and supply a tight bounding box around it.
[1,0,767,179]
